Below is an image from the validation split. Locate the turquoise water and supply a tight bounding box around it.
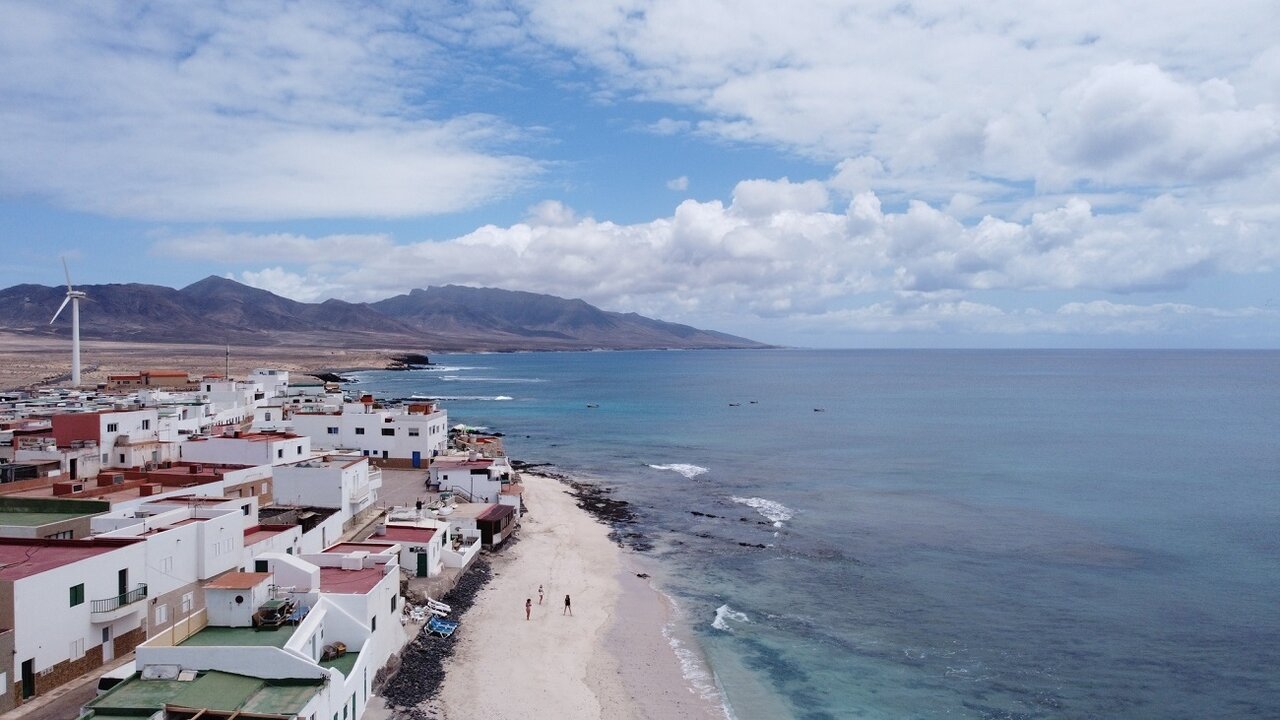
[351,350,1280,719]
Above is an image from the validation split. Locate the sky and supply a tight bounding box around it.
[1,1,1278,348]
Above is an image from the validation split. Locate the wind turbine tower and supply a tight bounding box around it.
[49,258,87,386]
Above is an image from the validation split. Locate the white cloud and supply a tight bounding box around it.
[0,1,540,220]
[516,1,1280,202]
[666,175,689,191]
[154,174,1280,341]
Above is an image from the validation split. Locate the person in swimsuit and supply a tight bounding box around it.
[563,594,572,616]
[538,585,544,604]
[525,598,532,620]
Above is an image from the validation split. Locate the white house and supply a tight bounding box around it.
[0,537,148,713]
[428,453,517,503]
[180,430,312,467]
[291,398,448,468]
[272,455,381,527]
[111,546,405,720]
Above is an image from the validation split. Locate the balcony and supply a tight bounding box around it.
[90,584,148,623]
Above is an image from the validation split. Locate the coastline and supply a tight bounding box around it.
[377,472,724,720]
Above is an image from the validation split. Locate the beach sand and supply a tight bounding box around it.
[391,473,725,720]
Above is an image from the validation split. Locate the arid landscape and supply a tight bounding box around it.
[0,332,396,390]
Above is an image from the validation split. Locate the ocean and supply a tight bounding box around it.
[348,349,1280,719]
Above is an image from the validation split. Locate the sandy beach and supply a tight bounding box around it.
[384,473,724,720]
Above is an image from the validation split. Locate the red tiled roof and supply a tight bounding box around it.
[477,504,515,522]
[318,566,384,594]
[205,571,270,590]
[381,526,437,544]
[0,538,140,581]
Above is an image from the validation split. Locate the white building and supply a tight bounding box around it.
[110,546,405,720]
[180,430,312,467]
[291,398,447,468]
[428,453,517,503]
[272,455,382,527]
[0,537,148,713]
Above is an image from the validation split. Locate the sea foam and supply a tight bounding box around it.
[711,604,750,632]
[649,463,709,479]
[730,496,794,527]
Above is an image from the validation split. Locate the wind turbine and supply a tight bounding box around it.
[49,258,86,386]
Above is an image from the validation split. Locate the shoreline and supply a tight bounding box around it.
[372,471,724,720]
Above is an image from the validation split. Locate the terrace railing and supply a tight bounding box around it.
[91,584,148,614]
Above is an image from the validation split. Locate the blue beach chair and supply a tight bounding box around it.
[427,616,459,637]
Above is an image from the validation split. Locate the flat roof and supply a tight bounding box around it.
[0,510,90,527]
[318,566,384,594]
[382,525,437,544]
[178,625,297,649]
[205,571,270,590]
[0,538,138,581]
[243,525,292,546]
[87,669,319,716]
[324,541,398,554]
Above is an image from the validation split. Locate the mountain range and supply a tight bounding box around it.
[0,276,767,351]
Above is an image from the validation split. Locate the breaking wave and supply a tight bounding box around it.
[711,604,750,632]
[648,463,709,479]
[730,496,794,527]
[411,395,514,402]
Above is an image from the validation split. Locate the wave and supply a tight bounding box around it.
[450,424,490,432]
[410,365,486,372]
[731,496,794,528]
[648,463,709,479]
[661,595,736,718]
[440,375,545,383]
[711,604,750,632]
[409,395,514,402]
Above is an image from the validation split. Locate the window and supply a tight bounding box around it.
[155,605,168,625]
[181,593,193,614]
[106,423,118,432]
[102,453,108,463]
[381,428,394,437]
[391,595,397,613]
[327,427,339,435]
[277,449,284,459]
[70,583,85,606]
[354,427,365,435]
[45,530,73,540]
[255,560,269,573]
[141,420,150,430]
[160,556,174,573]
[242,504,251,516]
[119,454,125,464]
[297,446,303,455]
[264,412,272,421]
[70,637,85,659]
[371,616,376,632]
[408,428,419,437]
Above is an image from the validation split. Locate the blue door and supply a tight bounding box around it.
[412,451,421,469]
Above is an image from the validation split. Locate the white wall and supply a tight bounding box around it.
[179,434,311,467]
[10,542,148,677]
[292,405,448,461]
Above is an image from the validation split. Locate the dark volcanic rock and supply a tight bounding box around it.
[380,560,494,717]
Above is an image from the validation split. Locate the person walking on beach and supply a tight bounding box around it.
[538,585,544,605]
[563,594,572,616]
[525,598,532,620]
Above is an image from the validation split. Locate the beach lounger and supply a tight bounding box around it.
[408,607,428,622]
[427,616,458,638]
[425,597,452,614]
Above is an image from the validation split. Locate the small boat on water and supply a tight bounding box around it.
[813,408,825,412]
[586,403,599,408]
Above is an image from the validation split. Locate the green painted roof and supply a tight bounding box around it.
[178,624,296,648]
[0,511,86,527]
[318,649,360,678]
[85,670,320,717]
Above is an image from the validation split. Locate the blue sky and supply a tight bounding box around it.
[2,1,1278,347]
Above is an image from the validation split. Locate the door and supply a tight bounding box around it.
[411,451,421,469]
[69,457,78,478]
[102,627,114,662]
[416,552,429,578]
[21,658,34,699]
[118,568,128,596]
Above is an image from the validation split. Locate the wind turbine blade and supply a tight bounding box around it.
[62,257,73,290]
[50,295,71,324]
